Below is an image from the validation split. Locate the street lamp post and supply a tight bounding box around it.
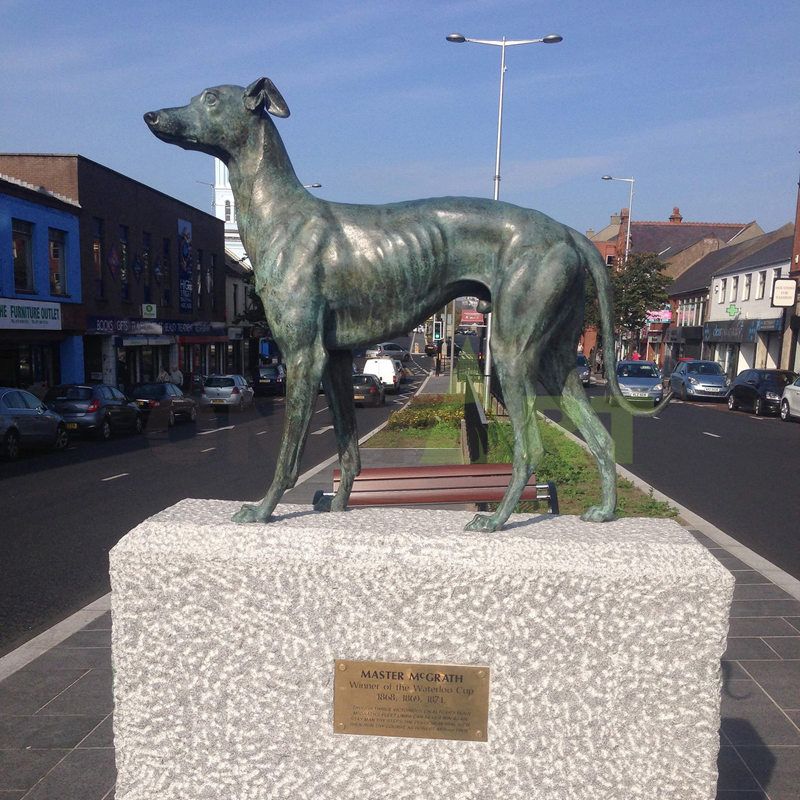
[447,31,562,405]
[601,175,635,263]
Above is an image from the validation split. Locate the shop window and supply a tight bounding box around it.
[161,238,172,306]
[742,273,751,301]
[771,268,781,299]
[143,231,152,304]
[729,276,738,303]
[119,225,130,302]
[755,271,766,300]
[605,254,615,266]
[208,254,216,311]
[717,279,726,303]
[48,229,67,296]
[196,249,204,308]
[12,219,34,292]
[92,218,105,298]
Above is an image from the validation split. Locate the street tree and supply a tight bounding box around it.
[611,252,672,351]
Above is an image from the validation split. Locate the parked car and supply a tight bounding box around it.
[200,374,255,412]
[576,354,591,386]
[363,357,403,393]
[352,373,385,407]
[669,360,730,401]
[780,375,800,422]
[44,384,143,439]
[254,364,286,396]
[728,369,798,416]
[128,382,198,426]
[365,342,410,362]
[0,386,69,460]
[608,361,663,405]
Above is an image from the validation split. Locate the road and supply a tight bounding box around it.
[549,383,800,582]
[0,346,430,657]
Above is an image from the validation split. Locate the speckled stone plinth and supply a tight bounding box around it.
[110,500,733,800]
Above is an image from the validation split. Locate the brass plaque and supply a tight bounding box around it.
[333,659,490,742]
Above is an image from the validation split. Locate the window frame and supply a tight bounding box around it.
[12,218,35,293]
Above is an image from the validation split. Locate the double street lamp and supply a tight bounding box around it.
[601,175,635,263]
[446,30,563,403]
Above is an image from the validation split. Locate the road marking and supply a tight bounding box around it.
[101,473,129,482]
[256,430,268,436]
[652,415,661,420]
[702,431,721,438]
[311,425,334,435]
[315,405,329,414]
[198,425,235,436]
[200,447,216,453]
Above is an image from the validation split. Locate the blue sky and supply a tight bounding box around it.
[2,0,798,236]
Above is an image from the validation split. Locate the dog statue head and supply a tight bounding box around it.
[144,78,290,163]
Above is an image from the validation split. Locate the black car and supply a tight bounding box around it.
[45,384,143,439]
[254,364,286,396]
[129,382,198,426]
[727,369,798,416]
[352,373,385,407]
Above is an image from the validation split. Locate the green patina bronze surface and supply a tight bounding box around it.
[145,78,668,531]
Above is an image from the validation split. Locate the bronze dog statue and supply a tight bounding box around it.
[145,78,668,531]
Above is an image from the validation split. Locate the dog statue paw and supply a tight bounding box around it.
[464,513,501,533]
[580,505,616,523]
[232,503,270,524]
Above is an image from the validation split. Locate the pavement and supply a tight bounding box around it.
[1,371,799,799]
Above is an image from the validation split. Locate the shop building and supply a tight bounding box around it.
[0,155,225,392]
[0,175,82,392]
[703,228,793,377]
[585,206,762,362]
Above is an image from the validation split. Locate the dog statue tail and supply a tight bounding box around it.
[581,239,672,417]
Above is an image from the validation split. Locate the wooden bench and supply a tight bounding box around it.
[313,463,558,514]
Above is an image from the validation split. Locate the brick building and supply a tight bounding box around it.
[0,155,225,391]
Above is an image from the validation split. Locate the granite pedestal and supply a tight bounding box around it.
[109,500,734,799]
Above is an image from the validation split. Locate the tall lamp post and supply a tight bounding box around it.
[601,175,635,263]
[447,31,562,405]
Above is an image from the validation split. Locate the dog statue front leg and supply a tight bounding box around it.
[233,343,328,524]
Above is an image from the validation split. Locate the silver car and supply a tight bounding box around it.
[199,374,255,411]
[365,342,410,362]
[780,375,800,422]
[670,360,730,401]
[609,361,663,405]
[1,386,69,460]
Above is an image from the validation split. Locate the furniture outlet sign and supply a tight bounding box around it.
[0,298,62,331]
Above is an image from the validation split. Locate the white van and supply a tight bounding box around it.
[363,357,403,393]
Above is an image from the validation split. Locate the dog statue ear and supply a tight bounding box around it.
[243,77,290,118]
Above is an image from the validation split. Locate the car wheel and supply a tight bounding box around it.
[168,409,176,427]
[680,384,688,402]
[2,429,20,461]
[753,397,763,416]
[53,424,69,451]
[780,399,791,422]
[727,394,738,411]
[134,414,144,434]
[98,417,112,441]
[189,406,197,423]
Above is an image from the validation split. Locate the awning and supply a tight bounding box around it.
[178,335,229,344]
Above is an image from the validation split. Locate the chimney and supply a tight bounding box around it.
[610,213,621,226]
[669,207,683,224]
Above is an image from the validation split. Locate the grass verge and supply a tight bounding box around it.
[363,394,462,449]
[487,417,677,518]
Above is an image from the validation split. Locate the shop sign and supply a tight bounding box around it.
[141,303,158,319]
[460,310,484,324]
[228,327,243,340]
[645,309,672,323]
[178,219,193,313]
[0,297,62,331]
[703,317,783,343]
[772,278,797,308]
[87,316,226,337]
